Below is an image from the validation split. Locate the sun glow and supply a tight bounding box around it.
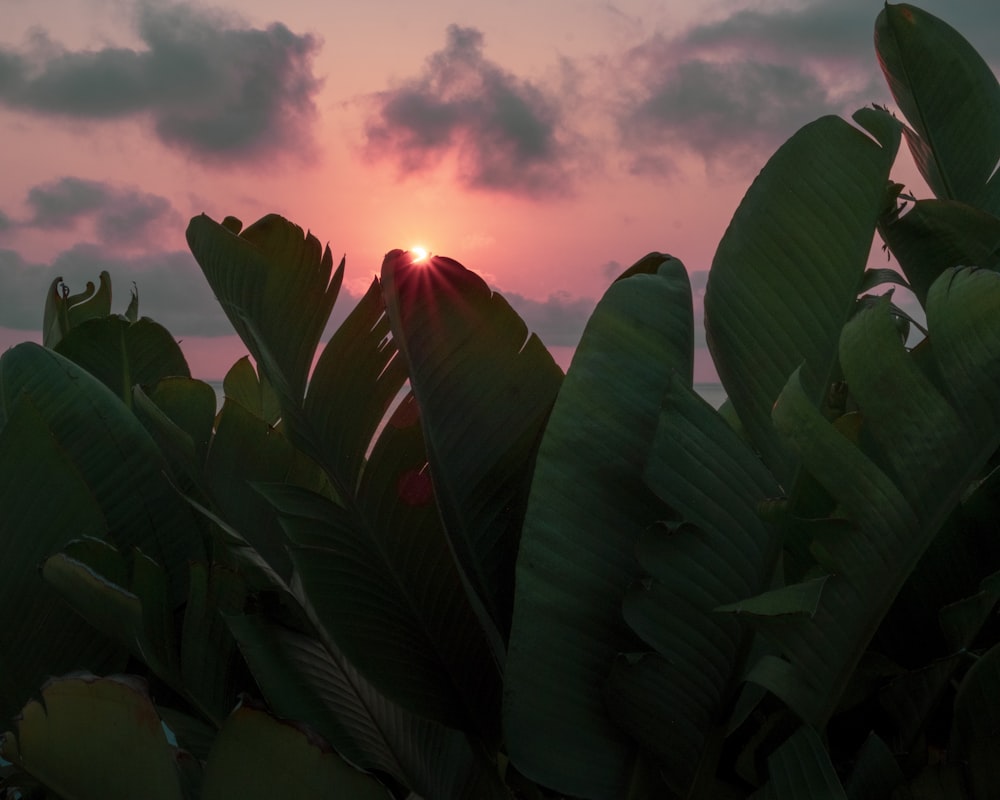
[410,246,429,261]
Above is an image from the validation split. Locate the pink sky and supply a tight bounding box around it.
[1,0,997,382]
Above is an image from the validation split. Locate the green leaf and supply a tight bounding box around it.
[504,255,692,799]
[0,343,204,602]
[0,674,184,800]
[201,700,389,799]
[224,356,281,426]
[294,277,407,506]
[381,250,563,634]
[132,377,218,490]
[55,316,190,406]
[264,475,501,739]
[760,282,1000,725]
[875,3,1000,214]
[186,214,343,407]
[754,726,846,800]
[878,654,964,756]
[228,614,510,799]
[844,734,904,800]
[877,199,1000,306]
[180,562,247,725]
[0,399,123,723]
[142,377,216,461]
[925,267,1000,431]
[951,642,1000,798]
[41,538,147,664]
[604,378,781,796]
[705,110,900,484]
[716,576,829,619]
[205,399,333,581]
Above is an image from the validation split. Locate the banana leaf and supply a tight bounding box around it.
[200,700,389,799]
[0,399,123,723]
[0,674,184,800]
[504,254,692,799]
[604,377,782,796]
[705,108,900,485]
[381,250,563,636]
[54,315,190,407]
[228,613,510,799]
[875,3,1000,215]
[749,270,1000,726]
[877,199,1000,307]
[186,214,342,407]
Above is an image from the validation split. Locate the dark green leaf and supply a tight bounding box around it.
[228,614,509,799]
[55,316,190,406]
[505,255,692,799]
[875,3,1000,214]
[0,674,184,800]
[878,200,1000,306]
[381,250,563,634]
[755,726,846,800]
[201,700,390,799]
[705,110,900,484]
[186,214,342,407]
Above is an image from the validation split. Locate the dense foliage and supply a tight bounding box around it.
[2,3,1000,797]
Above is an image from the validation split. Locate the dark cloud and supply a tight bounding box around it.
[502,290,596,347]
[625,56,832,172]
[9,177,179,246]
[614,1,903,177]
[0,244,228,334]
[600,259,623,279]
[364,25,579,196]
[0,3,322,163]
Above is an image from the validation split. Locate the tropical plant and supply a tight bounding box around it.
[1,2,999,798]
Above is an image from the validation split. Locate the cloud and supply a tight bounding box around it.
[0,244,227,334]
[4,176,179,247]
[614,1,898,177]
[0,3,322,163]
[501,289,597,347]
[364,25,580,196]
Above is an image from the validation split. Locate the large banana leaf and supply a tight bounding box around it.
[296,277,407,502]
[753,726,846,800]
[0,344,203,599]
[705,108,900,485]
[0,399,123,723]
[42,537,249,727]
[603,377,781,796]
[186,214,342,407]
[228,613,510,799]
[200,700,390,799]
[951,641,1000,797]
[381,250,563,635]
[0,674,184,800]
[205,398,333,581]
[875,3,1000,215]
[261,394,502,741]
[504,255,692,799]
[877,199,1000,306]
[187,215,501,739]
[54,315,190,406]
[751,270,1000,726]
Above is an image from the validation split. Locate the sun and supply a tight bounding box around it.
[410,246,430,262]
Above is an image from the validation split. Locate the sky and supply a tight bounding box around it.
[1,0,998,382]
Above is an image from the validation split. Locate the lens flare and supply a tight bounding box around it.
[410,246,429,261]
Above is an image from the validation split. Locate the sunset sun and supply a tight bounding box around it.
[410,246,430,261]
